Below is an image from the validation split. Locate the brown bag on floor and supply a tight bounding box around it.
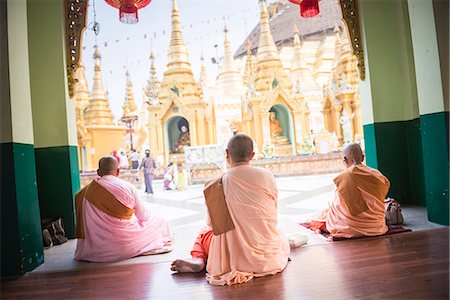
[384,198,404,225]
[41,217,68,246]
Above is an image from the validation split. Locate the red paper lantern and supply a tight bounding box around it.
[288,0,320,18]
[105,0,152,24]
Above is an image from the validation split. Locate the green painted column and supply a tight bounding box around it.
[359,0,426,206]
[407,0,449,225]
[1,0,44,276]
[27,0,80,238]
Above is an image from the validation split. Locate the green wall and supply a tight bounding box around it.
[27,0,80,236]
[1,143,44,276]
[361,0,448,225]
[420,112,449,225]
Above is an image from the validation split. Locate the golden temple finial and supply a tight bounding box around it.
[243,39,255,88]
[199,50,209,87]
[256,0,279,60]
[254,0,291,93]
[157,0,203,105]
[144,50,160,101]
[123,70,137,116]
[84,45,114,126]
[167,0,190,70]
[217,24,241,92]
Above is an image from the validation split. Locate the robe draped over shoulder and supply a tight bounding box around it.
[324,164,390,238]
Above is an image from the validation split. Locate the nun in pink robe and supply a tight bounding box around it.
[74,175,172,262]
[205,163,290,286]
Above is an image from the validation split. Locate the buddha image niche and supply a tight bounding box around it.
[269,111,289,145]
[174,119,190,153]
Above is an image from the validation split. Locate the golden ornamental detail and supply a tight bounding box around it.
[340,0,365,80]
[65,0,88,98]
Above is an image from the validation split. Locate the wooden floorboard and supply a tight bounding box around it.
[1,228,449,300]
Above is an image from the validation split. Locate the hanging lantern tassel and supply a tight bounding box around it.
[105,0,152,24]
[288,0,320,18]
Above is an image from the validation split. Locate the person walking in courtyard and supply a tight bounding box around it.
[140,149,156,195]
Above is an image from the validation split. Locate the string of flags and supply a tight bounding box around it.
[82,7,258,51]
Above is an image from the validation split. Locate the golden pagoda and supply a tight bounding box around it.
[247,0,308,156]
[121,70,139,152]
[82,45,126,170]
[147,0,213,164]
[122,70,138,117]
[73,63,90,171]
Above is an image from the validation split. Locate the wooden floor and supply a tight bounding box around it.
[2,228,448,300]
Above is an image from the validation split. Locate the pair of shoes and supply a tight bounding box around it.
[43,229,53,248]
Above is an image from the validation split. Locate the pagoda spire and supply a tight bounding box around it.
[144,51,160,103]
[216,25,243,97]
[157,0,203,104]
[256,0,279,61]
[199,51,209,87]
[91,46,106,100]
[84,45,114,126]
[123,70,137,116]
[243,39,255,88]
[254,0,291,93]
[166,0,191,70]
[291,26,318,92]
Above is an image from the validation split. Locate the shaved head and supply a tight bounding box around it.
[343,143,364,166]
[97,156,119,176]
[227,134,254,162]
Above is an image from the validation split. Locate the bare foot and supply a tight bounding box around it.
[170,258,205,273]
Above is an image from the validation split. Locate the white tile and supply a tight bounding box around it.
[287,191,335,210]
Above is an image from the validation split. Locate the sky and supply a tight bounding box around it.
[81,0,273,120]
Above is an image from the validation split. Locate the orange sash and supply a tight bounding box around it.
[75,180,135,238]
[203,176,235,235]
[333,164,389,216]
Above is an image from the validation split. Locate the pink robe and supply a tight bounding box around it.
[320,164,389,238]
[206,164,290,286]
[75,175,172,262]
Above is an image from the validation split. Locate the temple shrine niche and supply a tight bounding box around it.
[147,0,213,165]
[167,116,190,153]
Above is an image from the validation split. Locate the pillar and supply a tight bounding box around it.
[407,0,449,225]
[196,109,206,145]
[1,0,44,276]
[27,0,80,237]
[331,103,343,143]
[250,99,263,152]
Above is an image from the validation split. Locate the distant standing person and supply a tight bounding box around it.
[111,150,120,164]
[129,150,140,170]
[140,149,156,195]
[174,163,189,191]
[119,150,129,169]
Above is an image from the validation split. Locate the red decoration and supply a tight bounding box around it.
[105,0,152,24]
[288,0,320,18]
